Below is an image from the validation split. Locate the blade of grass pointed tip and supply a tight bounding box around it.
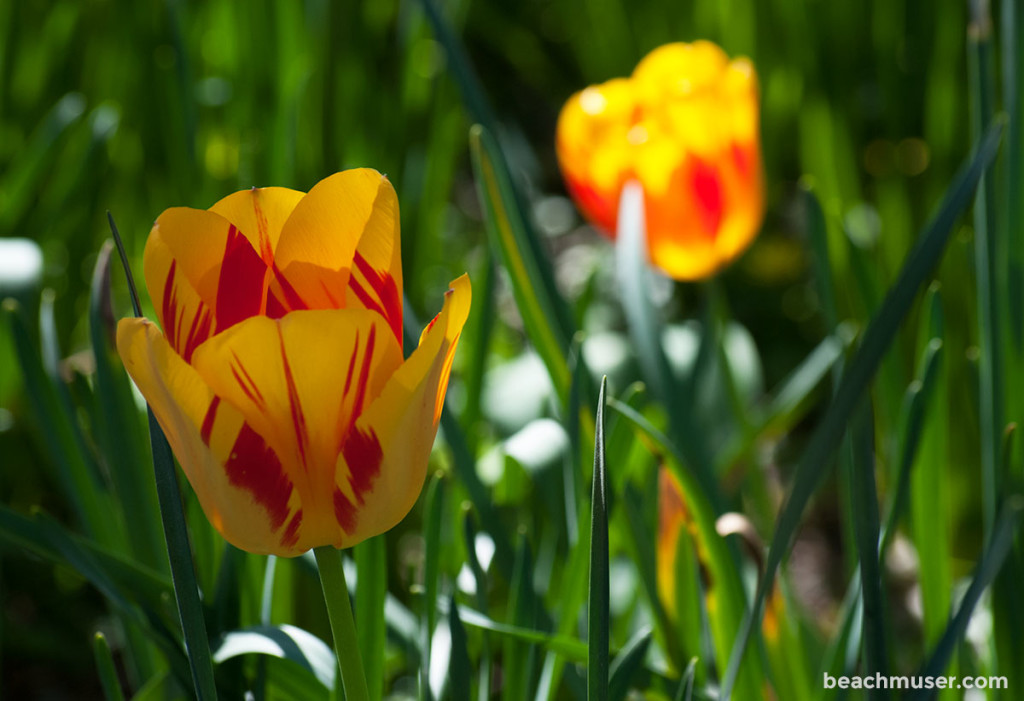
[589,377,610,700]
[89,242,164,570]
[607,398,763,698]
[849,403,888,693]
[107,213,143,317]
[469,125,572,401]
[109,216,217,700]
[403,296,515,580]
[608,627,652,701]
[421,472,445,701]
[354,535,386,701]
[447,595,471,701]
[614,181,715,502]
[93,632,126,701]
[909,496,1024,697]
[880,338,943,556]
[674,658,698,701]
[720,119,1004,701]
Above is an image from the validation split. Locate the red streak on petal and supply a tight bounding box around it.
[732,142,752,179]
[251,191,274,264]
[280,508,303,549]
[319,279,342,308]
[279,332,309,467]
[333,488,357,533]
[270,263,308,315]
[216,224,267,331]
[225,422,293,530]
[230,351,266,408]
[343,329,360,395]
[691,159,724,240]
[162,260,179,351]
[351,323,376,418]
[341,426,383,506]
[181,306,212,363]
[352,252,402,346]
[265,290,289,319]
[200,396,221,444]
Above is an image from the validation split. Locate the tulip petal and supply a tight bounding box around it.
[189,309,403,547]
[146,207,270,341]
[116,318,306,555]
[269,170,402,343]
[209,186,306,265]
[331,274,471,546]
[144,234,215,362]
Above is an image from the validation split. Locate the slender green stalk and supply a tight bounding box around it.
[588,377,609,700]
[110,213,218,701]
[92,632,126,701]
[313,546,370,701]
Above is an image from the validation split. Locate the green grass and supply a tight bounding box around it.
[2,0,1023,698]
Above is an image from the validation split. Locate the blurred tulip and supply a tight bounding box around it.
[557,41,764,280]
[118,169,470,556]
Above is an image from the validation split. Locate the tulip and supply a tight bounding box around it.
[557,41,764,280]
[117,169,470,557]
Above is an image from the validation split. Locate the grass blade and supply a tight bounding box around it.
[109,215,218,701]
[720,119,1004,700]
[968,0,1002,544]
[849,403,888,694]
[615,180,716,504]
[447,595,472,701]
[909,497,1024,697]
[608,627,652,701]
[420,473,445,701]
[355,535,387,701]
[89,242,164,571]
[588,377,609,700]
[469,124,572,400]
[93,632,126,701]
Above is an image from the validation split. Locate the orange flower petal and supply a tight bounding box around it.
[331,274,471,546]
[146,207,270,338]
[116,318,306,555]
[188,308,403,548]
[209,186,306,265]
[268,169,402,342]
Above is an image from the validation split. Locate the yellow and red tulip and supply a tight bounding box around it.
[556,41,764,280]
[117,169,470,557]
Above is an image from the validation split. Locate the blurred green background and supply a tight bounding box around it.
[0,0,1008,697]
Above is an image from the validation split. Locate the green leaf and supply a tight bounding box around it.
[909,497,1024,697]
[88,242,164,571]
[720,119,1004,700]
[608,627,652,701]
[469,124,572,401]
[447,596,472,701]
[454,605,587,660]
[93,632,127,701]
[354,535,387,701]
[849,403,888,693]
[213,624,336,691]
[110,214,218,701]
[421,473,445,701]
[614,181,715,502]
[588,376,609,700]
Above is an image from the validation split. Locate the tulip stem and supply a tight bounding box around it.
[314,546,371,701]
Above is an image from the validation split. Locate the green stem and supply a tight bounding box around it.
[313,546,370,701]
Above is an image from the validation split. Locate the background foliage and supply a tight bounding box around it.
[0,0,1020,698]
